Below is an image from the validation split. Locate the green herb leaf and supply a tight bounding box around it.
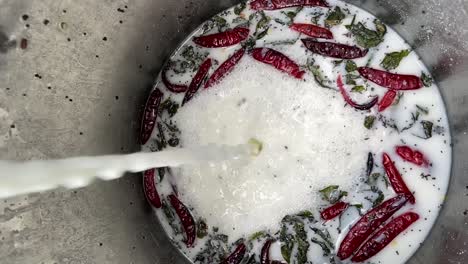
[416,105,429,115]
[351,85,366,93]
[325,6,346,27]
[364,115,376,129]
[352,203,363,209]
[197,219,208,238]
[160,98,180,117]
[296,210,315,222]
[232,17,248,25]
[380,50,410,70]
[281,7,302,25]
[294,222,310,264]
[256,27,269,40]
[307,63,332,89]
[421,72,433,87]
[345,73,360,85]
[367,172,381,185]
[392,92,404,105]
[311,238,331,255]
[345,60,357,72]
[280,224,294,264]
[213,16,228,32]
[421,120,433,139]
[310,228,334,249]
[373,190,385,207]
[243,37,256,50]
[234,2,246,15]
[311,13,323,25]
[249,231,266,241]
[346,20,386,48]
[319,185,347,204]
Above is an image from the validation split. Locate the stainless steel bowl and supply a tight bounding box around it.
[0,0,466,263]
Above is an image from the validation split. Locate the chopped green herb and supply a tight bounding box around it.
[392,92,404,105]
[197,219,208,238]
[255,11,270,33]
[249,231,266,241]
[311,13,323,25]
[281,7,302,25]
[319,185,347,204]
[352,203,363,209]
[346,19,387,48]
[416,105,429,115]
[160,98,180,117]
[256,28,269,40]
[421,120,433,139]
[296,210,315,222]
[367,172,382,185]
[232,16,248,25]
[179,46,209,72]
[212,15,228,32]
[333,60,344,66]
[351,85,366,93]
[243,37,257,50]
[345,60,357,72]
[325,6,346,27]
[421,72,433,87]
[294,222,309,264]
[380,50,410,70]
[274,18,287,25]
[345,73,360,85]
[234,1,246,15]
[364,115,376,129]
[373,190,385,207]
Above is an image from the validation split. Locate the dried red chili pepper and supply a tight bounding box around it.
[290,23,333,39]
[337,75,378,110]
[182,58,212,105]
[193,27,250,48]
[358,67,424,90]
[320,202,349,220]
[143,169,162,208]
[351,212,420,262]
[395,146,428,166]
[251,48,305,79]
[140,88,163,145]
[221,243,246,264]
[302,39,368,59]
[205,48,245,89]
[162,68,188,93]
[378,89,397,112]
[250,0,329,10]
[260,239,274,264]
[382,153,416,204]
[168,194,197,247]
[337,194,410,260]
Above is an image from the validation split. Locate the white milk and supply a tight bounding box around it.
[143,1,452,263]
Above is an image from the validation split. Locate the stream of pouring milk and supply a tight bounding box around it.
[0,142,259,198]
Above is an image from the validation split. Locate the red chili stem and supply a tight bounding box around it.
[382,153,416,204]
[358,67,424,90]
[290,23,333,39]
[351,212,420,262]
[302,39,368,59]
[221,243,247,264]
[395,146,428,167]
[337,75,378,110]
[251,0,329,10]
[378,89,397,112]
[162,68,188,93]
[251,48,305,79]
[140,88,163,145]
[205,48,245,89]
[168,194,197,247]
[320,202,349,220]
[337,194,410,260]
[193,27,250,48]
[182,58,212,105]
[143,169,162,208]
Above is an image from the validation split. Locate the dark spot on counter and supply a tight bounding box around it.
[119,20,123,24]
[99,242,103,246]
[117,8,125,13]
[25,24,30,28]
[34,73,42,79]
[67,37,71,42]
[102,36,107,41]
[43,19,50,25]
[0,31,16,53]
[22,14,29,20]
[115,96,119,100]
[62,9,67,14]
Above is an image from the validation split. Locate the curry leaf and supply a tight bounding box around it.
[421,72,433,87]
[351,85,366,93]
[364,115,376,129]
[325,6,346,27]
[345,60,357,72]
[347,20,386,48]
[234,2,246,15]
[197,219,208,238]
[319,185,347,204]
[421,120,433,139]
[294,222,310,264]
[381,49,410,70]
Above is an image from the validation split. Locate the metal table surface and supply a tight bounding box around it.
[0,0,466,263]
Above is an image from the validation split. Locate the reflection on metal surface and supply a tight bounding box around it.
[0,0,467,263]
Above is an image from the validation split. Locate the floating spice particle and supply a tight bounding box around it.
[20,38,28,49]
